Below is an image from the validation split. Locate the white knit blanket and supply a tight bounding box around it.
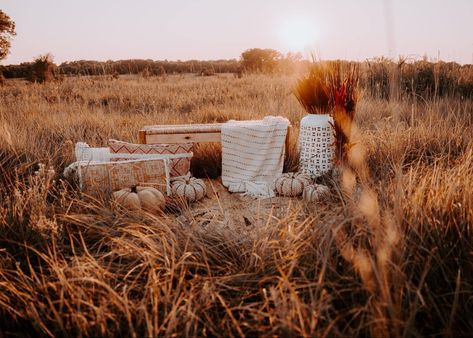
[221,116,290,198]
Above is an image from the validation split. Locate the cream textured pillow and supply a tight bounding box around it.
[75,142,111,162]
[108,139,193,177]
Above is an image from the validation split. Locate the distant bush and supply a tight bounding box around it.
[200,67,215,76]
[233,66,244,78]
[156,65,166,77]
[241,48,281,73]
[141,67,150,79]
[27,54,57,83]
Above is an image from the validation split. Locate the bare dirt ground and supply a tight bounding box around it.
[176,178,305,231]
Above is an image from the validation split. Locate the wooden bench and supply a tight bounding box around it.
[139,123,223,144]
[139,123,292,149]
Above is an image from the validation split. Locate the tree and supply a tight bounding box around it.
[240,48,281,73]
[0,10,16,61]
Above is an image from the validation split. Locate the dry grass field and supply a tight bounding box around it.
[0,73,472,337]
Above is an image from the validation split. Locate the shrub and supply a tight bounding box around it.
[241,48,281,73]
[27,54,57,83]
[233,66,244,78]
[141,67,150,79]
[156,65,166,77]
[201,67,215,76]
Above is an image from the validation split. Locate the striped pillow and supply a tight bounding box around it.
[108,139,193,177]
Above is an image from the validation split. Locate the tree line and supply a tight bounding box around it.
[1,49,303,78]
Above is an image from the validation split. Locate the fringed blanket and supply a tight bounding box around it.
[221,116,290,198]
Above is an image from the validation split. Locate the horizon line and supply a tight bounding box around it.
[3,54,472,67]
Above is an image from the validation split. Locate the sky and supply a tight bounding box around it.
[2,0,473,65]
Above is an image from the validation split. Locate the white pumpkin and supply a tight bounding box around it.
[113,186,165,213]
[171,174,206,202]
[303,184,330,203]
[274,172,312,197]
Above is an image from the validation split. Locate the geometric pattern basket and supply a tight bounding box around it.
[299,114,334,177]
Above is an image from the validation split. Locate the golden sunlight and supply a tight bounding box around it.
[278,17,318,52]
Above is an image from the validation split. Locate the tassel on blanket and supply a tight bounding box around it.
[241,181,276,199]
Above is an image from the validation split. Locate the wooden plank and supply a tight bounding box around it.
[144,132,221,144]
[142,123,223,134]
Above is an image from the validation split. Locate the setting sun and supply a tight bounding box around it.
[278,17,318,52]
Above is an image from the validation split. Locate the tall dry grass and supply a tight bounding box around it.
[0,74,472,336]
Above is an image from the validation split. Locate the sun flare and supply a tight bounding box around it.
[278,18,318,52]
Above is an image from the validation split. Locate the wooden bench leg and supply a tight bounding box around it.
[138,130,147,144]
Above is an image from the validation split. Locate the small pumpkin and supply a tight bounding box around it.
[171,174,206,202]
[274,172,312,197]
[113,186,165,213]
[303,184,330,203]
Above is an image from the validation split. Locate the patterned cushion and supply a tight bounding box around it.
[108,139,193,177]
[78,158,169,196]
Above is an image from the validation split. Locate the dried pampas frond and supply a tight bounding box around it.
[329,62,359,163]
[294,62,332,114]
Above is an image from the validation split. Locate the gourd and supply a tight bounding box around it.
[303,184,330,203]
[171,175,206,202]
[274,172,312,197]
[113,186,165,213]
